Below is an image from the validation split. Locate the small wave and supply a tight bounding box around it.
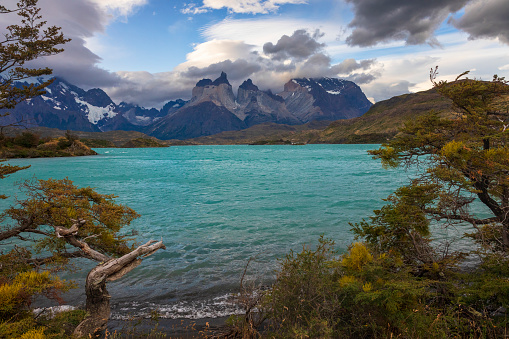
[111,294,244,320]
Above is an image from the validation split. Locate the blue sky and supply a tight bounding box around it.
[89,0,355,73]
[17,0,509,107]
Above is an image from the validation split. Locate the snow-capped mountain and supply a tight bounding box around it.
[0,77,185,132]
[1,74,372,140]
[146,73,372,139]
[279,77,373,122]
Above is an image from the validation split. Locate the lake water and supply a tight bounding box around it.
[1,145,411,319]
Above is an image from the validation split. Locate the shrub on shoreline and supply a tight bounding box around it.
[264,238,507,338]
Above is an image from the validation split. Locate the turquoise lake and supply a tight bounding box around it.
[1,145,411,319]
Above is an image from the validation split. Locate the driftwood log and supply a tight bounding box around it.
[73,240,165,337]
[51,219,166,337]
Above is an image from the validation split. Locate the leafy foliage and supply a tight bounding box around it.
[2,178,140,262]
[268,237,341,338]
[0,177,141,337]
[267,238,506,338]
[0,2,156,337]
[368,69,509,253]
[265,70,509,338]
[1,130,97,158]
[0,271,70,318]
[0,0,69,112]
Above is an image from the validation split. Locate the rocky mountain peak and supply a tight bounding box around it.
[83,88,114,108]
[211,71,230,86]
[239,79,259,91]
[290,77,348,96]
[265,89,284,103]
[4,74,374,141]
[279,77,372,122]
[160,99,187,117]
[196,79,213,87]
[189,72,237,111]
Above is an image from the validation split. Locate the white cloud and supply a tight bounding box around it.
[104,70,195,107]
[202,17,340,46]
[25,0,149,90]
[359,34,509,102]
[89,0,147,17]
[176,40,257,69]
[21,0,509,110]
[183,0,307,15]
[181,3,209,14]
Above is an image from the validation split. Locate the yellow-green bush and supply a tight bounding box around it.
[266,237,508,338]
[341,242,372,271]
[19,328,46,339]
[0,271,68,318]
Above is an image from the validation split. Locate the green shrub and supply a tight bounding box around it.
[267,237,342,337]
[266,238,508,338]
[13,132,40,148]
[57,137,72,149]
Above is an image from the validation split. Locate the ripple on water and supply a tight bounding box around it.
[1,145,408,319]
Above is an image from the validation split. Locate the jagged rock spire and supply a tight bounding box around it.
[211,71,230,86]
[239,79,259,91]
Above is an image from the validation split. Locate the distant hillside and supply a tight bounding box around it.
[186,88,453,144]
[311,88,454,143]
[121,138,168,148]
[0,131,97,158]
[1,74,372,140]
[8,85,502,146]
[188,120,331,145]
[23,127,163,147]
[321,85,509,144]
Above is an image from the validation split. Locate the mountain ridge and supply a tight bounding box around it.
[0,73,373,140]
[9,85,500,147]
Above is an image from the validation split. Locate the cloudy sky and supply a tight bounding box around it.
[7,0,509,108]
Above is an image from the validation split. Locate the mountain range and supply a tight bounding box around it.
[0,73,372,140]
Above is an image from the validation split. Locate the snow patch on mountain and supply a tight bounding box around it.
[75,97,117,124]
[135,116,152,123]
[41,95,56,103]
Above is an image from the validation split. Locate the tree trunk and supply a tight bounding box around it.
[73,240,165,337]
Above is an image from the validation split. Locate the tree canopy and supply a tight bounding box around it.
[0,2,165,337]
[358,69,509,263]
[263,71,509,338]
[0,0,69,113]
[0,177,166,337]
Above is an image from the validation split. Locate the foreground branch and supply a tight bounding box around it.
[52,219,110,262]
[73,240,166,337]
